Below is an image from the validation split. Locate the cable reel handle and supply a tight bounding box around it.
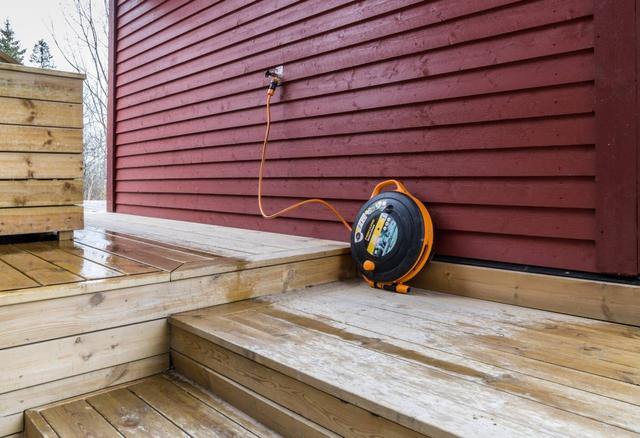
[370,179,410,197]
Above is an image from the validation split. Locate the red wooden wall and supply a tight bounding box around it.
[108,0,639,275]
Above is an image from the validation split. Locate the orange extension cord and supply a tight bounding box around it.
[258,93,353,232]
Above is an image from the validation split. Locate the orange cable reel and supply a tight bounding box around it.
[259,69,434,293]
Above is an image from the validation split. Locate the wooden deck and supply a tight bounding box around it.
[0,206,350,305]
[25,373,280,437]
[0,207,352,437]
[171,280,640,438]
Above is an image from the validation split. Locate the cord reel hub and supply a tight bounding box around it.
[350,180,434,293]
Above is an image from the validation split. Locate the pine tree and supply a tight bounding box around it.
[29,39,55,69]
[0,19,26,63]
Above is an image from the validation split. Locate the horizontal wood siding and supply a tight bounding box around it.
[109,0,614,273]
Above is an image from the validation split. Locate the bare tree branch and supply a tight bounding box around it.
[50,0,108,200]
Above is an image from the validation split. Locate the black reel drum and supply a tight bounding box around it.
[350,180,434,293]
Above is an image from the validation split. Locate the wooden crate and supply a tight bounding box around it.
[0,62,85,239]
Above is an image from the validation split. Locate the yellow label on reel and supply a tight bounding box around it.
[367,213,387,255]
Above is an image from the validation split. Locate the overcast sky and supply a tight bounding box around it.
[2,0,89,72]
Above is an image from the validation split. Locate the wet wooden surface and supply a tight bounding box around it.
[0,206,352,437]
[0,206,348,303]
[172,280,640,438]
[0,229,201,292]
[27,373,279,438]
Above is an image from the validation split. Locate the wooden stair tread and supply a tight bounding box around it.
[170,280,640,438]
[25,373,281,438]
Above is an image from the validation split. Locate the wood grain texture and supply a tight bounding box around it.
[16,242,123,281]
[86,388,189,437]
[0,98,82,128]
[0,63,85,80]
[0,125,82,153]
[172,354,336,438]
[129,376,255,437]
[26,373,282,438]
[0,67,83,103]
[24,411,58,438]
[41,400,122,437]
[0,253,352,349]
[0,206,83,236]
[56,240,160,275]
[172,343,420,438]
[0,320,169,393]
[0,354,169,417]
[0,260,38,291]
[163,373,285,438]
[0,244,83,285]
[413,261,640,326]
[0,180,83,208]
[104,0,618,274]
[0,153,82,179]
[170,280,640,438]
[0,413,22,437]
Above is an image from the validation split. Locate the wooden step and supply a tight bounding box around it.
[169,280,640,438]
[25,373,281,437]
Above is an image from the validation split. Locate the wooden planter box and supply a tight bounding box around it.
[0,62,85,238]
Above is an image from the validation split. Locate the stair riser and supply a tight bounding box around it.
[172,352,336,438]
[171,327,426,438]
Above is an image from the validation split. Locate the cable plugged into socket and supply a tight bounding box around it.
[265,65,284,96]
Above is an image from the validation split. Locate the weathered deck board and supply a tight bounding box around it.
[87,388,189,437]
[0,207,353,437]
[413,261,640,326]
[27,374,280,438]
[130,376,256,437]
[163,374,282,438]
[74,229,207,271]
[86,208,347,256]
[171,281,640,438]
[0,180,83,208]
[41,400,121,437]
[0,206,349,299]
[56,240,159,275]
[16,242,123,281]
[0,244,83,285]
[0,206,83,236]
[0,259,38,291]
[0,152,82,179]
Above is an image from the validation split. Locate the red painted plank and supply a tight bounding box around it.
[435,231,597,272]
[118,0,297,61]
[117,0,195,42]
[117,0,145,17]
[117,0,347,76]
[117,24,593,121]
[115,192,596,240]
[115,10,592,112]
[115,0,590,97]
[637,0,640,274]
[115,177,596,209]
[109,0,610,274]
[115,0,482,92]
[116,116,595,165]
[112,204,597,272]
[118,3,576,110]
[115,83,594,145]
[107,0,118,212]
[116,51,594,132]
[118,0,165,27]
[594,0,638,274]
[115,146,595,180]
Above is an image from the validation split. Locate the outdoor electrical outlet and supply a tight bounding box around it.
[274,65,284,80]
